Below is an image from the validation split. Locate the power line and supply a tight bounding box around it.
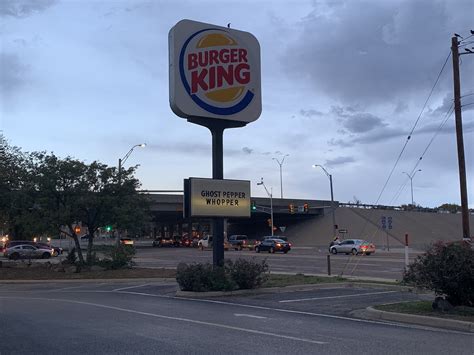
[390,104,455,205]
[372,51,451,206]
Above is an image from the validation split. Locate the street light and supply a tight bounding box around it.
[273,154,289,199]
[257,177,274,236]
[312,164,337,235]
[402,169,422,206]
[118,143,146,184]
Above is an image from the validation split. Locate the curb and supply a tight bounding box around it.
[175,281,416,298]
[0,277,177,284]
[356,306,474,333]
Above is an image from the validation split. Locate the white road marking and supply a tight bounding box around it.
[279,290,398,303]
[234,313,267,319]
[112,284,151,292]
[0,296,326,345]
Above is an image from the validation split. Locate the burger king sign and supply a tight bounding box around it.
[169,20,261,123]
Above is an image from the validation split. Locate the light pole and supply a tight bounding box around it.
[118,143,146,185]
[312,164,337,236]
[257,178,274,236]
[403,169,422,206]
[273,154,289,199]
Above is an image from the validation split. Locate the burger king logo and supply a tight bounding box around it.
[179,28,256,116]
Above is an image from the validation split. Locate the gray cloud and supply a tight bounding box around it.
[0,53,28,94]
[300,109,324,118]
[282,1,472,107]
[342,113,387,133]
[325,156,355,167]
[0,0,57,18]
[327,138,354,148]
[242,147,253,154]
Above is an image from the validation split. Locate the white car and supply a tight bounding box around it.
[4,244,54,260]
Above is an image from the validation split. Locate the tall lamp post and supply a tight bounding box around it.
[273,154,289,199]
[312,164,337,236]
[402,169,421,206]
[257,178,274,236]
[118,143,146,184]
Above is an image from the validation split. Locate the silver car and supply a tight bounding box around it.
[329,239,376,255]
[4,244,54,260]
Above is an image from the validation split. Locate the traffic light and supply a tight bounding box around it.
[267,218,272,227]
[251,201,257,212]
[289,204,295,214]
[105,225,112,232]
[304,203,309,213]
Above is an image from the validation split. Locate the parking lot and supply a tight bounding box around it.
[133,244,420,281]
[1,280,471,354]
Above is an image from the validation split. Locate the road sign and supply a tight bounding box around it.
[338,229,348,234]
[387,216,393,230]
[279,226,286,232]
[381,216,387,229]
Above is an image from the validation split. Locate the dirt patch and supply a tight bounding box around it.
[0,263,176,280]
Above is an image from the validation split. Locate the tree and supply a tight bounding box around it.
[437,203,461,214]
[0,135,50,239]
[34,153,150,265]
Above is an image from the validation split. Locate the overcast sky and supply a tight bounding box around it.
[1,0,473,207]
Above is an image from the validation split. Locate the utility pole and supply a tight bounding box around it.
[451,35,471,241]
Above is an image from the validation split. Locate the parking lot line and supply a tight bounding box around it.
[278,290,398,303]
[234,313,267,319]
[112,283,151,292]
[0,296,327,345]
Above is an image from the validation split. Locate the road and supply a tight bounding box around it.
[133,246,420,280]
[0,280,471,354]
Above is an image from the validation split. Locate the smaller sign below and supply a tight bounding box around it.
[279,226,286,233]
[338,229,348,234]
[184,177,251,218]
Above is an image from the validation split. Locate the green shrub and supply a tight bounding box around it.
[403,241,474,306]
[227,258,269,289]
[176,258,268,292]
[176,263,236,292]
[97,245,136,270]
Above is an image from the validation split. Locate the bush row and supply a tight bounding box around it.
[176,258,269,292]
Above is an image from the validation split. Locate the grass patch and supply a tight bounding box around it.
[263,273,347,288]
[375,301,474,322]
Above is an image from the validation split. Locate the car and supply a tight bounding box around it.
[255,239,291,254]
[228,235,258,250]
[36,243,63,256]
[198,236,230,251]
[120,238,134,246]
[3,240,63,257]
[329,239,375,255]
[152,237,176,247]
[261,236,292,249]
[4,244,54,260]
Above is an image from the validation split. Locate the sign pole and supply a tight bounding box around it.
[189,117,246,267]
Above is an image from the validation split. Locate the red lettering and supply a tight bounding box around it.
[188,53,198,70]
[235,63,250,84]
[208,66,216,90]
[198,51,209,67]
[230,48,239,62]
[217,65,234,87]
[209,50,219,66]
[191,69,208,94]
[219,49,230,63]
[238,49,248,62]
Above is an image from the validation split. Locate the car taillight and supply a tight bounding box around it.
[243,240,246,244]
[361,245,367,249]
[289,243,292,247]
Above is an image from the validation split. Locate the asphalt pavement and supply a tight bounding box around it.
[0,280,472,354]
